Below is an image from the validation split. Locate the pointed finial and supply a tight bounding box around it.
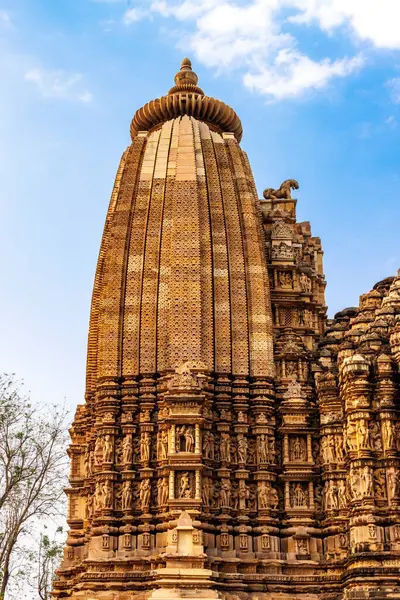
[180,57,192,70]
[168,57,204,96]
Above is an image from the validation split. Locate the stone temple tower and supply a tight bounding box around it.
[54,60,400,600]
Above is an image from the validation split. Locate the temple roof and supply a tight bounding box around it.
[130,58,243,142]
[86,69,273,394]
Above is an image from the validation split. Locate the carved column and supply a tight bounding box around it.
[316,371,348,560]
[341,354,382,554]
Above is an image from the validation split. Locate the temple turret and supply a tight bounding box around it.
[54,60,400,600]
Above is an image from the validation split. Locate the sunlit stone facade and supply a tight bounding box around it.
[54,60,400,600]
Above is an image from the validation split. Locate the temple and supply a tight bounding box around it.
[53,59,400,600]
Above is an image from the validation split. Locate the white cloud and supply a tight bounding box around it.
[385,115,397,127]
[0,9,11,25]
[24,68,92,103]
[244,50,363,98]
[123,8,146,24]
[388,78,400,104]
[187,0,288,69]
[120,0,400,99]
[288,0,400,49]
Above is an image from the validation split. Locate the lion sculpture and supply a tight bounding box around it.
[263,179,299,200]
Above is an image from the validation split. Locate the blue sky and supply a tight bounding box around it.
[0,0,399,410]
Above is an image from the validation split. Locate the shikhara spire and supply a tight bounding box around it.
[54,60,400,600]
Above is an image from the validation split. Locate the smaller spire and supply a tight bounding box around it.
[168,57,204,96]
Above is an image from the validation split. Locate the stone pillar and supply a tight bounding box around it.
[195,469,201,500]
[170,425,176,454]
[169,471,175,500]
[195,424,201,454]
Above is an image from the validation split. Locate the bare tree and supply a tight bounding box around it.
[0,374,68,599]
[36,527,64,600]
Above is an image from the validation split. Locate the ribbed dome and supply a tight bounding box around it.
[86,110,274,395]
[130,58,243,142]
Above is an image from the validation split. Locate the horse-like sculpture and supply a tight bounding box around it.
[263,179,299,200]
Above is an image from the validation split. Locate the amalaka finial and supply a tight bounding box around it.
[180,57,192,70]
[168,57,204,96]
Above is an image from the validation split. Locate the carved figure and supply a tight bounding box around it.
[219,480,231,507]
[122,435,133,465]
[338,480,347,508]
[220,433,231,463]
[84,447,92,476]
[257,434,269,463]
[383,420,395,450]
[270,487,279,510]
[183,426,195,452]
[94,436,103,466]
[278,271,292,289]
[272,242,293,260]
[203,431,211,459]
[369,422,382,452]
[157,478,168,506]
[140,432,151,462]
[327,435,336,463]
[248,486,257,511]
[140,479,151,509]
[357,420,371,449]
[291,436,306,461]
[238,485,250,509]
[103,435,113,463]
[161,431,168,459]
[349,467,362,500]
[85,493,93,519]
[248,439,256,465]
[346,421,357,451]
[237,411,246,423]
[374,469,386,499]
[335,435,344,462]
[220,409,231,421]
[303,309,312,328]
[258,482,269,509]
[261,534,271,551]
[263,179,299,200]
[314,484,322,511]
[387,468,400,499]
[292,483,307,507]
[231,486,239,510]
[299,272,312,293]
[103,480,113,508]
[286,361,297,378]
[325,481,338,510]
[361,466,373,496]
[122,481,133,510]
[296,538,309,555]
[202,478,212,507]
[179,472,191,498]
[237,436,248,464]
[94,482,103,511]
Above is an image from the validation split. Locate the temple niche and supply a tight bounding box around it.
[54,59,400,600]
